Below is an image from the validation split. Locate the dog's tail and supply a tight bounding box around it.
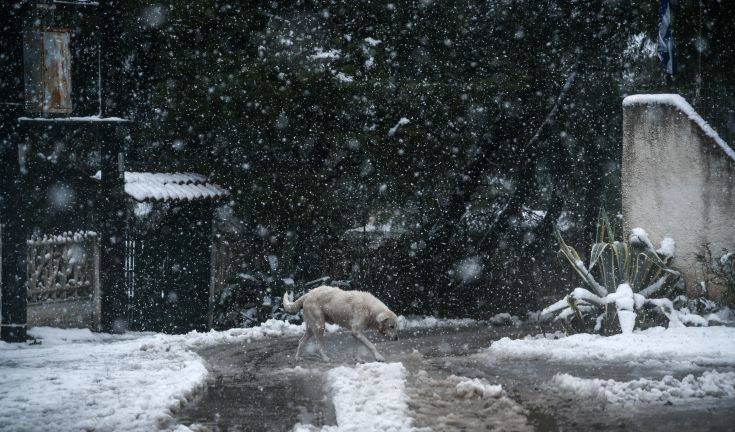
[283,292,305,314]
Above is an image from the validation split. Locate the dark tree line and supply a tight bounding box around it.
[5,0,731,318]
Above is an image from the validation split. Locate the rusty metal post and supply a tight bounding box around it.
[97,123,128,333]
[92,234,101,332]
[0,139,30,343]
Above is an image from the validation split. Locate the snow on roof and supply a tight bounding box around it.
[94,171,229,202]
[18,115,130,123]
[622,94,735,162]
[27,230,97,246]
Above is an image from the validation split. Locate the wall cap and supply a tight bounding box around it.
[623,93,734,162]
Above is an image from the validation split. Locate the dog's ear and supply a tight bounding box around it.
[376,312,389,330]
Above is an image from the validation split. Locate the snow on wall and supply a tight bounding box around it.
[622,94,735,161]
[622,94,735,293]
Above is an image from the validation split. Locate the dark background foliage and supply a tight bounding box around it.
[3,0,734,319]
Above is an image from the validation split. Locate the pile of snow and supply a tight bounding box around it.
[397,313,520,331]
[552,370,735,405]
[294,362,415,432]
[487,313,522,326]
[162,319,320,349]
[0,327,207,432]
[482,326,735,368]
[453,377,504,399]
[622,94,735,161]
[397,315,477,330]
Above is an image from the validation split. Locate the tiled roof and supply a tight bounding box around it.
[94,171,229,202]
[123,172,229,202]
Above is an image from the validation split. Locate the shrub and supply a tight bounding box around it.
[697,244,735,308]
[211,272,347,329]
[542,211,685,334]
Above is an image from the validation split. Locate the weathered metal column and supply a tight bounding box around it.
[0,142,30,342]
[0,0,28,343]
[96,0,131,333]
[97,122,129,333]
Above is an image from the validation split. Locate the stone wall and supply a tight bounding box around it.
[622,94,735,293]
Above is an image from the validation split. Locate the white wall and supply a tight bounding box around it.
[622,95,735,293]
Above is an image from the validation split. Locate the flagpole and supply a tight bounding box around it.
[695,0,703,104]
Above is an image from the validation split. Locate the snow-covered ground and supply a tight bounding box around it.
[295,362,417,432]
[397,315,477,330]
[0,327,207,432]
[293,366,510,432]
[8,318,729,431]
[397,312,521,330]
[0,320,320,432]
[552,370,735,405]
[0,316,485,432]
[482,326,735,368]
[481,325,735,407]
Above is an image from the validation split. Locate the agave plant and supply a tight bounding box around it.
[542,211,684,334]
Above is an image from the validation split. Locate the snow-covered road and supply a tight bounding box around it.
[3,320,735,432]
[0,317,484,432]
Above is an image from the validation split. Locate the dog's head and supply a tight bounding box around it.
[376,311,399,341]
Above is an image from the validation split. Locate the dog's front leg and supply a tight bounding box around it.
[351,330,385,362]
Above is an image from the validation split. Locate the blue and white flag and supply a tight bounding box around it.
[657,0,676,75]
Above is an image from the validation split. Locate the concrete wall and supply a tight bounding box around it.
[27,298,99,330]
[622,96,735,292]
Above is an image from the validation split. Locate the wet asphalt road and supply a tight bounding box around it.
[176,324,735,432]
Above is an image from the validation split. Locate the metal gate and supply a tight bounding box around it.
[126,203,212,333]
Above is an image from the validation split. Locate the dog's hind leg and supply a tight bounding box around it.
[351,330,385,362]
[313,325,331,362]
[295,327,312,359]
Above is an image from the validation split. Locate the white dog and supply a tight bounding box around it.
[283,285,398,362]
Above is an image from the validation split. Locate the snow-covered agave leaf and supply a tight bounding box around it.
[588,242,608,273]
[633,248,677,294]
[630,251,652,291]
[570,287,607,306]
[599,246,617,295]
[638,274,669,298]
[542,297,571,316]
[555,230,607,296]
[610,241,630,284]
[595,209,616,244]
